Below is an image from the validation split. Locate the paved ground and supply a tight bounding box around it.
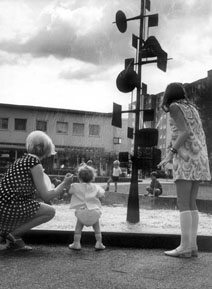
[0,244,212,289]
[1,180,212,289]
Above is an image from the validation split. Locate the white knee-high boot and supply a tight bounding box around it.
[164,211,192,257]
[190,210,199,250]
[178,210,192,251]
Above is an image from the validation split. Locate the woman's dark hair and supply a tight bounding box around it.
[161,82,187,112]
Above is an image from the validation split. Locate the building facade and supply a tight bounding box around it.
[0,103,129,175]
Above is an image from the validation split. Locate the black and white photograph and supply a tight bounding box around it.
[1,1,212,288]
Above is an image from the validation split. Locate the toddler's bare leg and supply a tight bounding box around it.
[93,220,105,250]
[69,219,84,250]
[114,182,118,192]
[106,178,112,191]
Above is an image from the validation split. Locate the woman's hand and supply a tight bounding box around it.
[157,151,174,169]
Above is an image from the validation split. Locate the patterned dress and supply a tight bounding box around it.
[169,101,211,181]
[0,154,41,234]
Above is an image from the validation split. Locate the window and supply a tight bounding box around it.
[89,124,100,137]
[15,118,27,131]
[113,137,122,144]
[73,123,84,136]
[56,122,68,134]
[0,118,8,130]
[36,120,47,132]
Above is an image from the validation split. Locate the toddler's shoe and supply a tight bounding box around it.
[68,243,81,250]
[95,242,106,250]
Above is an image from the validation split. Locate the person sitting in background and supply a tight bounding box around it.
[145,171,162,197]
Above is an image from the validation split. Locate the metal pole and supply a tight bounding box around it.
[127,0,144,223]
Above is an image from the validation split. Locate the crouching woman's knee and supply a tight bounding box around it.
[47,206,56,220]
[37,203,56,222]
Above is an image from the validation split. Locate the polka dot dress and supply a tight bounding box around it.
[0,154,41,235]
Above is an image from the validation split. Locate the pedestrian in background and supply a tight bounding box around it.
[106,160,122,192]
[158,82,211,258]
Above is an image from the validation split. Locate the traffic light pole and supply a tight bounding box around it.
[127,0,145,223]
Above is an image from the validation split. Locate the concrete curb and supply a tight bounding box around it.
[23,230,212,252]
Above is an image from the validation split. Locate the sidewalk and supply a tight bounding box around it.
[1,180,212,289]
[1,244,212,289]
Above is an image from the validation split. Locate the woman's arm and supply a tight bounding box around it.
[31,164,73,202]
[158,103,190,169]
[169,103,190,151]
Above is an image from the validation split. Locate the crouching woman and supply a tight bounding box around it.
[0,130,73,251]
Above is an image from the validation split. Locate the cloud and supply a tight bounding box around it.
[0,0,212,112]
[59,61,101,81]
[0,0,134,66]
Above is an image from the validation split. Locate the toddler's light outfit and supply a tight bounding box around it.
[69,183,105,226]
[69,182,105,250]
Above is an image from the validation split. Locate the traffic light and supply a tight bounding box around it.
[112,102,122,128]
[116,58,139,93]
[142,36,168,72]
[137,128,158,147]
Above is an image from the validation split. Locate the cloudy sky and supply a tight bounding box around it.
[0,0,212,112]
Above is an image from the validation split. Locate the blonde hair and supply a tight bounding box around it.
[113,160,120,166]
[26,130,56,158]
[78,165,96,183]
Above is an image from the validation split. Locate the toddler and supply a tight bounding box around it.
[69,165,105,250]
[106,160,122,192]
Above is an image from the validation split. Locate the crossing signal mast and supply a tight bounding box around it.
[112,0,169,223]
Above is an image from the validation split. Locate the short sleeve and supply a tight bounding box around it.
[28,155,40,169]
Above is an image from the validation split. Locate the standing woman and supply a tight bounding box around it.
[0,130,73,251]
[158,83,211,258]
